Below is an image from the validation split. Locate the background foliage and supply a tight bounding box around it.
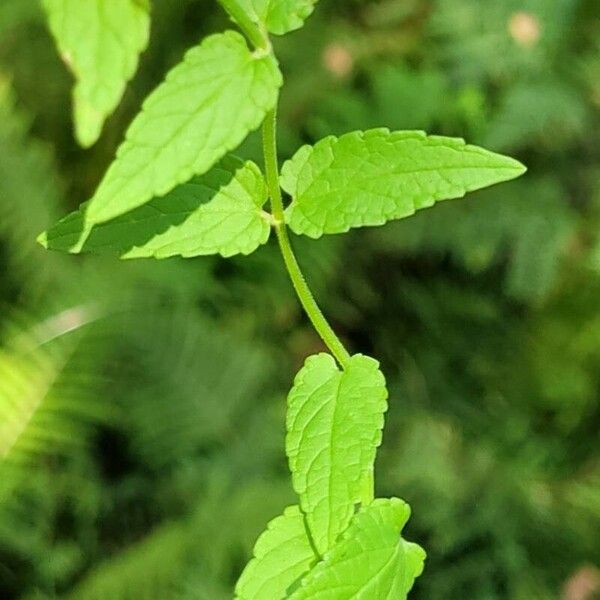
[1,0,599,598]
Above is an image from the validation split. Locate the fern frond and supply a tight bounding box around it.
[121,306,274,468]
[0,77,63,283]
[0,308,107,469]
[373,177,576,302]
[65,520,193,600]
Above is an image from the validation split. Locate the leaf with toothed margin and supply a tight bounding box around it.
[81,30,281,227]
[290,498,426,600]
[222,0,320,35]
[286,353,388,557]
[43,0,150,148]
[38,156,272,259]
[235,505,317,600]
[281,129,527,239]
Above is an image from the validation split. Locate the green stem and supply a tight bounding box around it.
[218,0,268,51]
[262,108,351,369]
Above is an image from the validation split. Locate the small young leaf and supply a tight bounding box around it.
[225,0,320,36]
[281,129,527,238]
[235,505,317,600]
[83,31,282,226]
[289,498,426,600]
[39,157,271,259]
[286,353,388,556]
[43,0,150,147]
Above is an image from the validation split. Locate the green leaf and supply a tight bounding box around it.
[82,30,282,226]
[235,505,317,600]
[289,498,426,600]
[281,129,527,238]
[43,0,150,148]
[286,353,388,556]
[39,157,271,259]
[229,0,319,35]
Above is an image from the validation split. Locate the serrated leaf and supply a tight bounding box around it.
[286,353,388,556]
[39,156,271,259]
[281,129,527,238]
[235,505,317,600]
[228,0,319,35]
[43,0,150,148]
[290,498,426,600]
[82,30,282,226]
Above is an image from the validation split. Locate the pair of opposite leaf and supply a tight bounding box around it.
[38,23,525,257]
[40,0,526,598]
[41,0,524,257]
[235,354,425,599]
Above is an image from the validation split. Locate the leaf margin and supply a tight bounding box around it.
[281,128,527,239]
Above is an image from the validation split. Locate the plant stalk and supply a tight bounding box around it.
[219,0,268,50]
[262,108,351,369]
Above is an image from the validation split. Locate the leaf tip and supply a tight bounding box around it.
[497,152,527,179]
[73,96,103,148]
[36,230,49,249]
[512,158,528,177]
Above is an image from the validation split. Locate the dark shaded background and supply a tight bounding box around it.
[1,0,599,598]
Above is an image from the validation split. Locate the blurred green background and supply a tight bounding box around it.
[1,0,600,598]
